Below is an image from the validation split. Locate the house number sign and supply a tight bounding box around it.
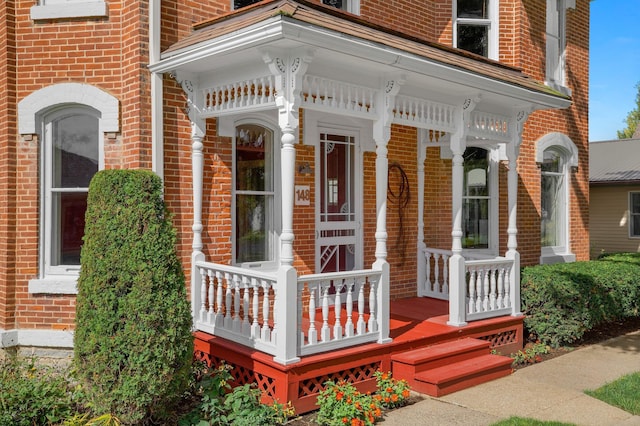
[295,185,310,206]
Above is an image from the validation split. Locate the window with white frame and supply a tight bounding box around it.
[233,123,279,267]
[630,193,640,238]
[453,0,499,59]
[546,0,575,94]
[19,83,118,294]
[462,147,494,250]
[234,0,359,13]
[30,0,108,20]
[536,133,577,264]
[42,107,100,273]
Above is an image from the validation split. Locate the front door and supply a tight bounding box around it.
[316,128,361,273]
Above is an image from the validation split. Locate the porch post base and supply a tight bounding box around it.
[446,254,467,327]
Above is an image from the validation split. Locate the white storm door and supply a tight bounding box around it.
[316,129,362,273]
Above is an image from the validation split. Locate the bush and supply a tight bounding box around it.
[521,253,640,347]
[74,170,194,424]
[0,356,75,426]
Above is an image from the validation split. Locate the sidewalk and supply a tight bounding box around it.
[381,331,640,426]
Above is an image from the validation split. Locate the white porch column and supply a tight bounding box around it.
[447,98,477,327]
[416,129,428,297]
[264,50,312,365]
[506,110,529,317]
[372,76,403,344]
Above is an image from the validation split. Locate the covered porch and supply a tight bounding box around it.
[149,0,570,404]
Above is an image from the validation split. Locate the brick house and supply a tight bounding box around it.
[0,0,588,411]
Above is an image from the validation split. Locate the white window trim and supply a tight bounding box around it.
[629,192,640,239]
[18,83,119,294]
[536,133,578,264]
[232,0,359,14]
[452,0,499,60]
[231,117,281,271]
[31,1,108,20]
[545,0,575,96]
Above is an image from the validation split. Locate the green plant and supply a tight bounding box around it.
[373,371,411,409]
[0,355,75,426]
[521,254,640,347]
[585,371,640,415]
[73,169,194,424]
[510,343,550,366]
[180,362,293,426]
[317,380,382,426]
[491,417,576,426]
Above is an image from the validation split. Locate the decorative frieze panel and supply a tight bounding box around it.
[467,111,511,142]
[301,75,377,118]
[392,95,457,133]
[200,75,277,117]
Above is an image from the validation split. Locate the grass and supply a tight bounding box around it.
[585,371,640,415]
[491,417,576,426]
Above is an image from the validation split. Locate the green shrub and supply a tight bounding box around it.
[521,253,640,347]
[74,169,194,424]
[0,356,75,426]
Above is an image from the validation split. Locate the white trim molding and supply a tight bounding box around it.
[30,1,108,20]
[535,132,578,168]
[18,83,119,135]
[0,329,74,349]
[28,276,78,295]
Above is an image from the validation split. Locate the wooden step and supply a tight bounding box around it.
[413,353,513,397]
[392,337,491,376]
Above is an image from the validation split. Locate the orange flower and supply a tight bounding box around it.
[351,419,363,426]
[402,389,410,398]
[346,397,352,404]
[336,392,344,401]
[355,402,362,410]
[384,397,390,403]
[375,408,382,417]
[381,372,388,380]
[375,395,382,401]
[386,387,393,393]
[391,394,399,402]
[369,415,375,423]
[369,403,376,409]
[342,417,348,424]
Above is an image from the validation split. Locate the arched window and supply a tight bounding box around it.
[18,83,119,293]
[536,133,577,264]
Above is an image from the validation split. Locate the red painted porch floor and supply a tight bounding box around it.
[194,297,523,414]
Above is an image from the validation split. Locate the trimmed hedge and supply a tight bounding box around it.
[521,253,640,347]
[74,170,194,424]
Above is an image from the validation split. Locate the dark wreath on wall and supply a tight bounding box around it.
[387,162,410,266]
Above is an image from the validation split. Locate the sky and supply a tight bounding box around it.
[589,1,640,142]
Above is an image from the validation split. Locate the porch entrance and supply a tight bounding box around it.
[315,128,362,274]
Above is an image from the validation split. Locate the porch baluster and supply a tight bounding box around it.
[333,280,343,340]
[207,269,215,323]
[503,266,512,308]
[468,268,476,314]
[489,267,497,310]
[308,284,318,345]
[482,267,490,312]
[251,278,260,339]
[321,282,331,342]
[434,253,441,292]
[442,253,450,294]
[215,271,224,326]
[356,277,366,335]
[368,276,378,333]
[198,268,207,322]
[425,251,432,293]
[261,280,271,343]
[345,279,355,337]
[242,276,251,336]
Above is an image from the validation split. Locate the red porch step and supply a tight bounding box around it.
[391,337,513,397]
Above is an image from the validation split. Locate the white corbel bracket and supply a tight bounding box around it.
[170,70,205,138]
[373,75,406,145]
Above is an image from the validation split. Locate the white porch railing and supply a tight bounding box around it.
[193,261,383,360]
[194,261,279,356]
[297,269,382,356]
[421,247,515,322]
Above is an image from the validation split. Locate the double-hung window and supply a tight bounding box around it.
[462,147,491,250]
[234,0,359,13]
[630,193,640,238]
[42,107,101,275]
[546,0,575,94]
[233,123,279,267]
[540,148,566,249]
[454,0,499,59]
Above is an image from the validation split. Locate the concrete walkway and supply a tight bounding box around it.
[381,331,640,426]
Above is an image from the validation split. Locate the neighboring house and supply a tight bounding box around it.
[590,138,640,258]
[0,0,589,410]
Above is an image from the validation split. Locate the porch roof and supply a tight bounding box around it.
[154,0,570,113]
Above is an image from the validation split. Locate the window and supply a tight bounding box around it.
[630,193,640,238]
[462,147,490,249]
[536,133,577,264]
[31,0,108,20]
[546,0,575,94]
[234,0,359,13]
[234,123,278,266]
[453,0,498,59]
[18,83,118,294]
